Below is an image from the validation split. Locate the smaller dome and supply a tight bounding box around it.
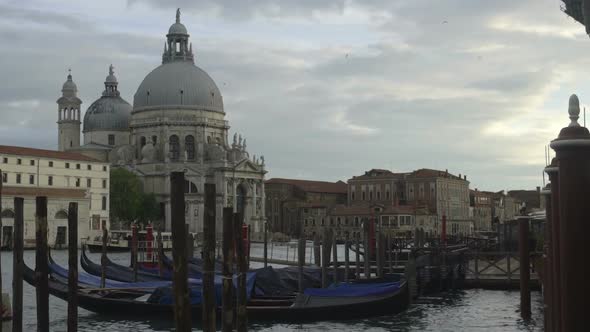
[62,74,77,92]
[168,22,188,35]
[83,97,131,132]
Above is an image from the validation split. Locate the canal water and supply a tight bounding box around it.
[1,250,543,331]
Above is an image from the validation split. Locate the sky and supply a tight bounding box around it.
[1,0,589,192]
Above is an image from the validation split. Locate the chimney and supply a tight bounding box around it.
[464,175,467,180]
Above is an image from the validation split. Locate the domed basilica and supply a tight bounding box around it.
[57,9,267,236]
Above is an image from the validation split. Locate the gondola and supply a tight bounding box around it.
[81,246,165,282]
[24,261,409,322]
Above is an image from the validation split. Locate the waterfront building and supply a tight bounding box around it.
[57,10,267,236]
[265,178,347,236]
[470,189,493,231]
[0,145,109,247]
[302,204,436,240]
[405,168,473,236]
[347,169,407,206]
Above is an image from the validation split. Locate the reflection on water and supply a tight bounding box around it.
[1,251,543,331]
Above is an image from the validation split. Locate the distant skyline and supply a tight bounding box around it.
[0,0,588,191]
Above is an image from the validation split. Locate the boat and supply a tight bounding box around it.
[85,229,178,253]
[81,246,165,282]
[24,261,409,322]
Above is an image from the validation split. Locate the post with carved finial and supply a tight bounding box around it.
[549,94,590,332]
[540,184,553,331]
[171,172,191,331]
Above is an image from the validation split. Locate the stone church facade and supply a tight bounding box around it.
[57,10,266,236]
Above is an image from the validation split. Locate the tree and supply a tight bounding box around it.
[110,168,162,228]
[110,168,143,226]
[137,192,160,226]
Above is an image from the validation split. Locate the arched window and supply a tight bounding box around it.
[184,180,198,194]
[185,135,195,160]
[54,210,68,219]
[169,135,180,161]
[1,209,15,218]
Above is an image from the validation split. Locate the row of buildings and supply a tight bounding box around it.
[265,169,544,240]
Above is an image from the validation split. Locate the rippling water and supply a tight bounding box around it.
[1,251,543,331]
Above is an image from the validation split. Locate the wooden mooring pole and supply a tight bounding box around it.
[519,216,531,320]
[35,196,49,332]
[100,227,107,288]
[298,237,305,293]
[363,222,370,279]
[202,183,216,332]
[332,233,338,285]
[313,235,321,267]
[67,202,78,332]
[344,236,350,282]
[0,170,3,332]
[171,172,191,331]
[321,229,330,288]
[12,197,24,332]
[132,223,138,282]
[541,184,553,332]
[234,212,247,332]
[263,221,268,268]
[222,208,235,332]
[157,223,164,278]
[355,235,360,280]
[546,159,560,332]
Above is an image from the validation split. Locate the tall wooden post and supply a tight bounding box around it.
[540,184,553,331]
[222,208,235,332]
[313,235,321,267]
[355,235,361,280]
[132,223,138,283]
[387,234,393,274]
[67,202,78,332]
[0,170,3,332]
[171,172,191,332]
[321,228,330,288]
[546,159,560,332]
[100,227,107,288]
[35,197,49,332]
[234,212,247,332]
[202,183,216,332]
[550,95,590,332]
[12,197,24,332]
[332,233,338,285]
[519,216,531,320]
[298,237,305,293]
[344,236,350,282]
[157,223,164,278]
[363,221,371,279]
[263,222,268,268]
[376,232,383,279]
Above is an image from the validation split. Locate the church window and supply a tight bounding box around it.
[169,135,180,161]
[184,180,198,194]
[236,185,246,215]
[185,135,195,159]
[29,175,34,185]
[109,135,116,146]
[102,196,107,210]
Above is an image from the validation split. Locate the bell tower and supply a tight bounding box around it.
[57,70,82,151]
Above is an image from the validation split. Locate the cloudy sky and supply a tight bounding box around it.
[1,0,589,191]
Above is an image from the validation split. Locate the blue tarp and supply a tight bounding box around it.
[148,272,258,305]
[303,281,400,297]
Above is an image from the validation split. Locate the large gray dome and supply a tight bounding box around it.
[133,61,224,113]
[83,96,131,132]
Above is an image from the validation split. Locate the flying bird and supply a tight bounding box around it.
[442,20,448,24]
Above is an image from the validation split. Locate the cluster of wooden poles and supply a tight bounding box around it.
[541,96,590,332]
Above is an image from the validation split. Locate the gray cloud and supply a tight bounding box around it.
[0,0,586,192]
